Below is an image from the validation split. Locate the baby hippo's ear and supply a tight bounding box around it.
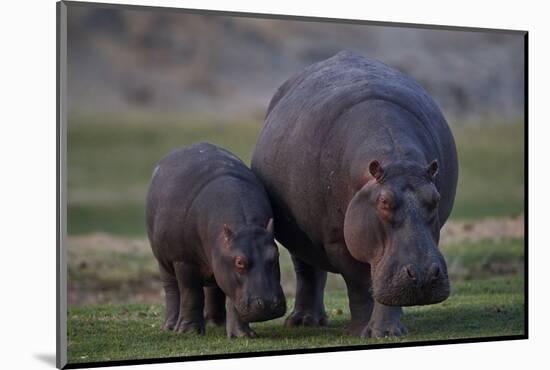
[427,159,439,180]
[266,218,274,234]
[222,224,234,246]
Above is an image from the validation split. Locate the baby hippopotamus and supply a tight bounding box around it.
[146,142,286,338]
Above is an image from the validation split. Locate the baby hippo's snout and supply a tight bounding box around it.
[244,292,287,322]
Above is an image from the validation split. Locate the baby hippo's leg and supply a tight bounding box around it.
[159,263,179,331]
[173,261,205,335]
[204,286,226,326]
[226,298,257,338]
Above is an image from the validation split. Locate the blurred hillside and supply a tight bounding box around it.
[67,5,525,123]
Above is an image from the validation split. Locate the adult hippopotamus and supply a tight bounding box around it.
[146,142,286,338]
[251,51,458,338]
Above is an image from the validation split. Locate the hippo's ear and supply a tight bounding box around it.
[427,160,439,179]
[266,218,274,234]
[368,160,384,181]
[222,224,234,245]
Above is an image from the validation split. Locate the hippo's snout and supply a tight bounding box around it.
[238,293,287,322]
[373,260,450,307]
[403,262,443,286]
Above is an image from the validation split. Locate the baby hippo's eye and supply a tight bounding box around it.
[234,256,248,272]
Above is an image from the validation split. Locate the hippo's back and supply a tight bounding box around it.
[146,142,257,250]
[255,51,454,166]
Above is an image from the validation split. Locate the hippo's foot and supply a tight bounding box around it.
[226,300,258,338]
[174,318,205,335]
[162,318,177,331]
[226,322,258,339]
[360,320,408,338]
[284,309,328,327]
[286,256,328,327]
[344,320,369,336]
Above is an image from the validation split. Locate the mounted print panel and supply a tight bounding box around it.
[57,1,527,368]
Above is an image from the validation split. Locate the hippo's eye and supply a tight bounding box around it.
[376,196,395,224]
[234,256,248,272]
[378,195,394,210]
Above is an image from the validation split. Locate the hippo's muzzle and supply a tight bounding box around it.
[372,259,450,306]
[236,293,287,322]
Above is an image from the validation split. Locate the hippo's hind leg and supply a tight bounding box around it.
[173,261,205,335]
[159,263,179,331]
[285,256,328,327]
[204,286,226,326]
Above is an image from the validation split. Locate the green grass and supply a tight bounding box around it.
[451,123,524,219]
[67,275,524,364]
[443,239,524,279]
[67,116,524,236]
[67,236,525,364]
[67,117,262,236]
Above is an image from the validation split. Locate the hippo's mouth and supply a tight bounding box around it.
[373,278,450,306]
[371,260,451,306]
[235,297,287,322]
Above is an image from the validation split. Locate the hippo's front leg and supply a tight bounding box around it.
[173,261,206,335]
[362,303,407,338]
[343,275,407,338]
[342,275,374,336]
[225,298,257,338]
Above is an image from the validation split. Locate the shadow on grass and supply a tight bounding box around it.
[403,303,524,340]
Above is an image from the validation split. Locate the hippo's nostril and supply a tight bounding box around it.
[255,298,265,310]
[428,263,441,280]
[404,264,417,280]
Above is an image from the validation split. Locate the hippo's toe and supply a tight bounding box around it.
[360,321,408,338]
[226,325,258,339]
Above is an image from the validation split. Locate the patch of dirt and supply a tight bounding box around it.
[66,215,524,306]
[68,233,151,253]
[68,214,524,252]
[440,214,524,245]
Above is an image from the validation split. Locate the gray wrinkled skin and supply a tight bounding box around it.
[146,143,286,338]
[251,51,458,337]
